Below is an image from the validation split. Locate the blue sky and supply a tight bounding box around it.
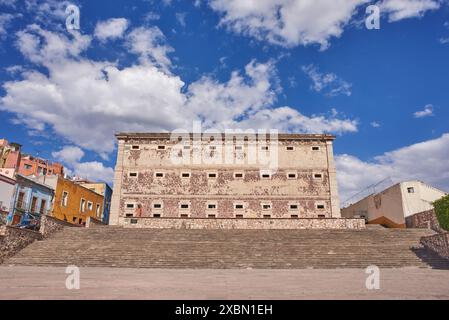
[1,0,448,202]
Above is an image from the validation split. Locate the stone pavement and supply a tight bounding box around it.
[1,266,449,300]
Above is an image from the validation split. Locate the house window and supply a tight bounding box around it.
[157,145,166,150]
[129,172,138,178]
[153,203,162,209]
[96,204,101,217]
[153,213,161,218]
[80,199,86,213]
[314,173,323,179]
[235,214,244,218]
[208,214,216,218]
[235,146,243,151]
[126,203,135,209]
[24,164,32,170]
[291,215,299,218]
[260,172,271,179]
[407,187,415,193]
[263,214,271,219]
[31,196,38,213]
[287,173,297,179]
[234,172,244,179]
[180,214,189,218]
[312,146,320,151]
[154,172,164,178]
[261,146,269,151]
[318,214,326,218]
[261,204,272,210]
[181,172,191,178]
[183,145,191,150]
[131,145,140,150]
[234,204,244,210]
[317,204,325,210]
[87,201,93,211]
[286,146,295,151]
[72,217,77,222]
[180,203,190,209]
[207,203,217,210]
[39,199,46,215]
[126,213,134,217]
[289,204,299,210]
[17,191,25,210]
[208,172,217,179]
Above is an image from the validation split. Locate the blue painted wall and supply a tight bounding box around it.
[102,184,112,224]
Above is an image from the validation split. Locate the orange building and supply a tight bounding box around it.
[18,154,64,177]
[39,176,104,225]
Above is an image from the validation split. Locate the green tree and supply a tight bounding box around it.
[434,194,449,231]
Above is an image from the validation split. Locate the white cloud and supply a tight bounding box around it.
[52,146,84,166]
[175,12,187,27]
[302,64,352,97]
[370,121,381,128]
[1,25,358,158]
[209,0,368,50]
[52,146,113,183]
[94,18,129,42]
[126,26,174,71]
[379,0,440,22]
[336,133,449,204]
[413,104,434,118]
[0,13,16,37]
[0,0,17,7]
[439,37,449,44]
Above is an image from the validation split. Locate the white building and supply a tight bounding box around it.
[341,180,447,228]
[0,174,16,219]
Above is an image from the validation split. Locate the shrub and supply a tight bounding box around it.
[434,194,449,231]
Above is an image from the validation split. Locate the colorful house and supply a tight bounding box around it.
[18,154,64,177]
[0,139,21,179]
[0,174,16,223]
[7,174,54,230]
[77,182,112,224]
[40,176,105,225]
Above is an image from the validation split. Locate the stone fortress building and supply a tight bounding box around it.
[109,132,345,227]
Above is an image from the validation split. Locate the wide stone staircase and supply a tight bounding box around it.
[4,226,449,269]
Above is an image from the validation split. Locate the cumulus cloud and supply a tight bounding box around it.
[126,26,174,71]
[370,121,381,128]
[379,0,440,22]
[94,18,129,42]
[336,133,449,204]
[413,104,434,118]
[302,64,352,97]
[209,0,368,50]
[1,25,358,158]
[52,146,114,183]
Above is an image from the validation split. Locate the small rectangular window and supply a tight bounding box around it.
[290,204,298,210]
[235,146,243,150]
[153,214,161,218]
[312,146,320,151]
[208,214,216,218]
[208,173,217,178]
[286,146,294,151]
[130,218,138,224]
[235,214,244,218]
[263,214,271,219]
[80,199,86,213]
[180,214,189,218]
[317,204,325,210]
[262,204,272,210]
[87,201,93,211]
[126,203,135,209]
[407,187,415,193]
[129,172,138,177]
[261,146,269,151]
[181,172,191,178]
[155,172,164,178]
[234,172,244,179]
[208,204,217,209]
[157,145,166,150]
[183,145,191,150]
[287,173,297,179]
[126,213,134,217]
[314,173,323,179]
[153,203,162,209]
[261,173,271,179]
[318,214,326,218]
[235,204,244,210]
[62,191,68,207]
[291,214,299,218]
[132,145,140,150]
[180,204,189,209]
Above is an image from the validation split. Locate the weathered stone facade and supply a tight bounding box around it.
[110,133,342,227]
[121,217,365,229]
[405,209,444,233]
[0,226,42,263]
[421,233,449,260]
